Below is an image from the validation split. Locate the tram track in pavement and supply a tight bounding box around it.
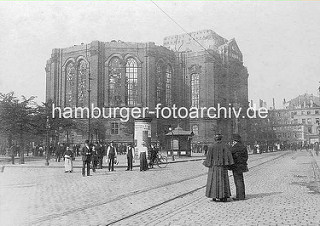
[29,151,291,225]
[106,151,292,226]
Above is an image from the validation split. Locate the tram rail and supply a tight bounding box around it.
[30,151,291,225]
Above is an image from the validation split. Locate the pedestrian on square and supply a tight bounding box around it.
[229,134,249,201]
[314,142,319,156]
[64,146,74,173]
[106,141,117,171]
[140,144,149,171]
[56,143,63,162]
[126,143,134,171]
[91,144,98,173]
[203,145,208,155]
[10,145,16,164]
[96,142,104,169]
[204,134,234,202]
[81,140,92,176]
[149,145,158,168]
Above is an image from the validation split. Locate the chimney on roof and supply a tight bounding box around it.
[273,98,275,109]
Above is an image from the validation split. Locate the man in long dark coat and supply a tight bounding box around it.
[96,142,104,169]
[230,134,248,201]
[81,140,92,176]
[106,141,117,171]
[126,143,134,171]
[205,134,234,202]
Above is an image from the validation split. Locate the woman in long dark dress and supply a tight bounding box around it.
[140,148,148,171]
[205,134,234,202]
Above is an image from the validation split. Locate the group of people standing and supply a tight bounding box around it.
[62,139,161,175]
[204,133,248,202]
[80,140,136,176]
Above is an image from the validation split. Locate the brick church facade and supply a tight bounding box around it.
[45,29,249,151]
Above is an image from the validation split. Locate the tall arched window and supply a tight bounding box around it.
[65,62,76,107]
[77,60,87,107]
[165,65,172,106]
[108,57,122,106]
[156,62,164,104]
[191,73,200,108]
[125,58,138,106]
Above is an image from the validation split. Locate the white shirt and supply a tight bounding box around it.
[106,145,118,158]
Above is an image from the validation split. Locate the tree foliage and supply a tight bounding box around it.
[0,92,37,145]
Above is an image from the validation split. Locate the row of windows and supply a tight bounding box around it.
[291,110,320,117]
[164,31,211,41]
[64,57,173,107]
[277,133,299,139]
[293,118,320,125]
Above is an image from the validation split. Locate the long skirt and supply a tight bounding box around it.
[64,158,73,172]
[205,166,231,199]
[140,152,148,171]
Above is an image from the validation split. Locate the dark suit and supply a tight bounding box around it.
[81,145,92,176]
[126,146,134,170]
[230,142,248,200]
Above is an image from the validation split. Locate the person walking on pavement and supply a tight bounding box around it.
[229,134,249,201]
[81,140,92,176]
[149,145,158,168]
[314,142,319,156]
[96,142,104,169]
[64,146,74,173]
[56,143,63,162]
[106,141,117,171]
[91,144,98,173]
[126,143,134,171]
[10,145,16,164]
[139,143,149,171]
[204,134,234,202]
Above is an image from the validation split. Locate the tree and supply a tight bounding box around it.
[0,92,37,163]
[88,119,104,142]
[32,100,76,146]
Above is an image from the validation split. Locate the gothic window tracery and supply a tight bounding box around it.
[77,60,87,107]
[125,58,138,106]
[165,65,172,106]
[191,73,200,108]
[108,57,122,106]
[66,62,76,107]
[156,62,164,104]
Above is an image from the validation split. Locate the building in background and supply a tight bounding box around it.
[250,94,320,150]
[164,30,249,152]
[45,29,249,154]
[274,94,320,144]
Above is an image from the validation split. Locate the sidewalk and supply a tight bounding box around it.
[0,150,292,170]
[310,149,320,172]
[0,154,206,169]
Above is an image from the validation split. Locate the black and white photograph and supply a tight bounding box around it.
[0,1,320,225]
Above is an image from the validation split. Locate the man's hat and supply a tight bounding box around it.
[215,134,223,141]
[232,134,241,142]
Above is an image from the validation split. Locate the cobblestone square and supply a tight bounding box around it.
[1,151,320,226]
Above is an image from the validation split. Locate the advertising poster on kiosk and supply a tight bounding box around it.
[134,119,151,159]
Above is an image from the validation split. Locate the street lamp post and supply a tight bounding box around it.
[45,116,50,166]
[87,72,92,142]
[169,126,175,161]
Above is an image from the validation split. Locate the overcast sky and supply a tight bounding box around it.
[0,1,320,109]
